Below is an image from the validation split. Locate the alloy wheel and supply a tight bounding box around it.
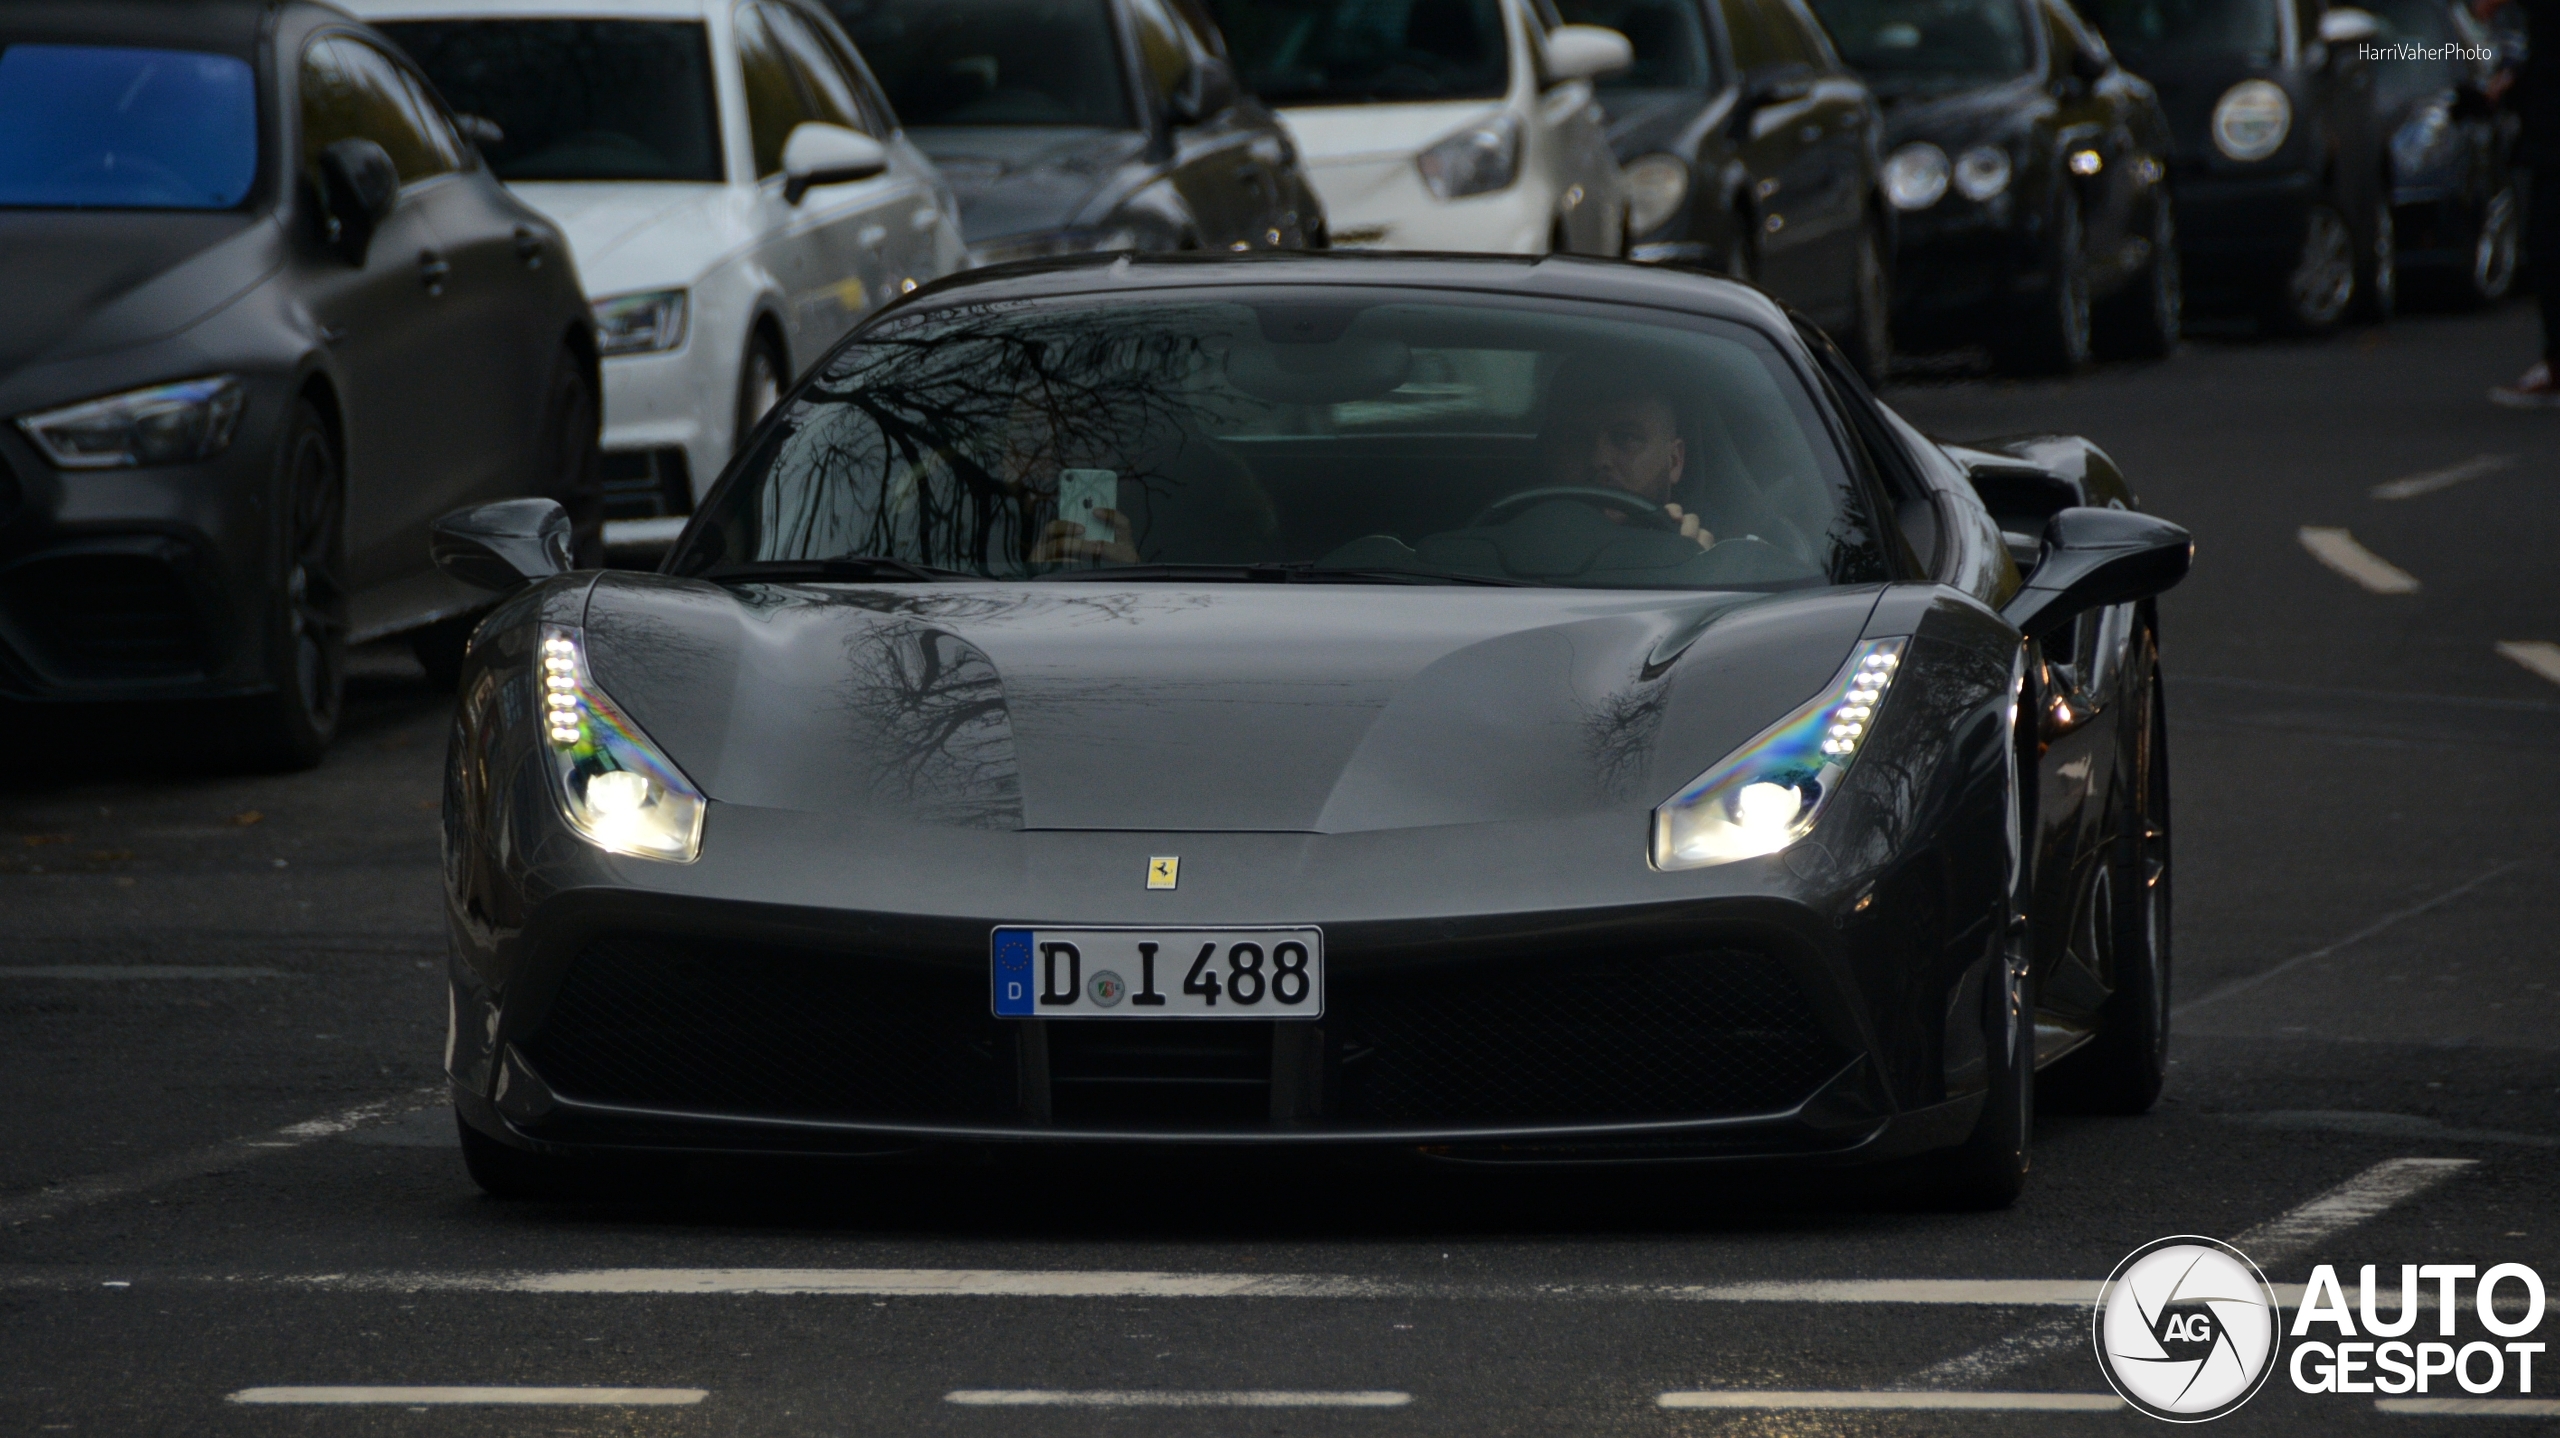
[2286,206,2356,329]
[2473,187,2520,301]
[281,419,347,737]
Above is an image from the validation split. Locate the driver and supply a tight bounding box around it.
[1534,365,1714,549]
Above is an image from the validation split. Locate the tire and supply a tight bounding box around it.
[2351,194,2397,324]
[1926,927,2036,1209]
[1993,190,2093,375]
[409,613,476,694]
[541,346,603,568]
[1840,218,1894,387]
[457,1113,600,1200]
[233,398,347,770]
[2265,202,2356,334]
[2093,193,2182,360]
[2053,645,2173,1114]
[2455,185,2522,307]
[734,327,786,456]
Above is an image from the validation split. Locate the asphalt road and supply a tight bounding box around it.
[4,304,2557,1436]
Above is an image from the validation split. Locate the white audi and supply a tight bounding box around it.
[1204,0,1633,255]
[358,0,968,550]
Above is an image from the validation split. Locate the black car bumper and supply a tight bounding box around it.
[1887,201,2042,344]
[2173,166,2318,290]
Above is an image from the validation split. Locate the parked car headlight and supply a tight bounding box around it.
[1651,638,1906,870]
[1417,112,1522,200]
[536,624,706,862]
[2392,99,2456,176]
[1622,153,1692,235]
[1953,145,2012,202]
[16,376,246,470]
[1883,143,1949,210]
[592,289,689,357]
[2211,80,2291,161]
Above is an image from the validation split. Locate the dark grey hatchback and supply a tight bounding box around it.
[0,0,597,765]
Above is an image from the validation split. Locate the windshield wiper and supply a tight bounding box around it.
[1035,562,1533,587]
[701,556,973,583]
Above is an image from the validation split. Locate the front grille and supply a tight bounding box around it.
[1,554,203,678]
[523,935,1015,1123]
[1048,1020,1273,1127]
[599,447,692,520]
[1328,948,1842,1125]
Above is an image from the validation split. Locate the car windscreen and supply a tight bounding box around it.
[1807,0,2034,87]
[673,290,1888,591]
[0,43,258,210]
[1203,0,1511,105]
[1558,0,1715,88]
[2366,0,2479,107]
[2079,0,2280,63]
[827,0,1129,127]
[374,20,722,182]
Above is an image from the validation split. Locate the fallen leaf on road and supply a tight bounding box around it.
[230,811,263,827]
[22,833,70,847]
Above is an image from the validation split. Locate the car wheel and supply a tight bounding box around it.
[2266,202,2356,334]
[1993,191,2092,375]
[1926,924,2036,1209]
[1841,219,1893,387]
[2093,194,2182,360]
[2051,642,2172,1114]
[2461,185,2522,306]
[542,346,603,568]
[235,398,347,770]
[734,328,785,454]
[2351,194,2397,324]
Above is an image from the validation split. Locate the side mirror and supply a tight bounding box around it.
[1170,56,1241,124]
[455,113,505,150]
[782,122,887,204]
[2319,7,2382,44]
[315,138,399,265]
[2000,507,2191,639]
[431,498,572,594]
[1545,24,1634,83]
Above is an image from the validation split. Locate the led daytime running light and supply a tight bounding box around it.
[1651,637,1907,870]
[536,623,705,862]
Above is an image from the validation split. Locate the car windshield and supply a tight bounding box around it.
[2080,0,2281,62]
[827,0,1129,127]
[674,289,1886,591]
[1558,0,1715,88]
[1202,0,1512,105]
[0,42,258,210]
[2366,0,2480,105]
[373,20,722,182]
[1809,0,2035,86]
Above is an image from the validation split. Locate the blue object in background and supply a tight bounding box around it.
[0,44,258,209]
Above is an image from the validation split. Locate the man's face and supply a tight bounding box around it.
[1544,395,1685,501]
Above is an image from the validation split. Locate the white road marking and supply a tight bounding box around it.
[228,1387,704,1406]
[1659,1391,2122,1411]
[947,1390,1410,1408]
[0,1090,443,1226]
[2378,1398,2560,1416]
[2176,863,2521,1016]
[2372,454,2514,500]
[2496,640,2560,688]
[0,966,285,980]
[1899,1157,2477,1390]
[2299,526,2424,593]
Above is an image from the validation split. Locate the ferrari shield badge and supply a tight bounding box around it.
[1147,856,1178,890]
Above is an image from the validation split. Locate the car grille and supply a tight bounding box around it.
[1,554,203,678]
[1328,947,1843,1125]
[1048,1019,1273,1127]
[522,935,1016,1123]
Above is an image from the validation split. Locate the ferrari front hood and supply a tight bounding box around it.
[580,574,1880,834]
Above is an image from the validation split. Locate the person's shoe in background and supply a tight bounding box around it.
[2491,360,2560,408]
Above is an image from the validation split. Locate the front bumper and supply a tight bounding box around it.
[1887,198,2040,344]
[1303,157,1555,255]
[2172,165,2317,288]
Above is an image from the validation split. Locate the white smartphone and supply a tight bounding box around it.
[1057,468,1117,541]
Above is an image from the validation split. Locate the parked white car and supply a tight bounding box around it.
[356,0,968,549]
[1205,0,1632,254]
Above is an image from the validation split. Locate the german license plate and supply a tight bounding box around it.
[992,927,1323,1018]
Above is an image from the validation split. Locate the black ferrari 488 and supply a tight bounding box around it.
[430,251,2187,1207]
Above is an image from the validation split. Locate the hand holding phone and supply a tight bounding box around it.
[1058,469,1118,541]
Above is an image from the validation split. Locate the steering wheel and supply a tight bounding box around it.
[1467,486,1687,533]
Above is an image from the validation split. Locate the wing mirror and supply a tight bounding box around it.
[1545,24,1634,83]
[2000,507,2191,639]
[455,113,505,150]
[315,138,399,265]
[1170,56,1241,124]
[431,498,573,594]
[782,122,887,203]
[2319,7,2382,44]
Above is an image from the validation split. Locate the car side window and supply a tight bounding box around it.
[763,2,874,134]
[735,1,817,176]
[1127,0,1199,101]
[300,35,461,185]
[1764,0,1840,68]
[1720,0,1781,71]
[796,3,904,133]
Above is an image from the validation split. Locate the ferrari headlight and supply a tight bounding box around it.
[1953,145,2012,201]
[1883,143,1949,211]
[1651,638,1906,870]
[2211,80,2291,162]
[592,289,689,356]
[1622,153,1692,235]
[1417,112,1521,200]
[536,624,705,861]
[17,376,246,469]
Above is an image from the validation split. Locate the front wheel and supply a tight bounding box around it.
[1840,219,1894,386]
[734,329,786,455]
[541,346,603,568]
[2351,194,2397,324]
[1993,191,2092,375]
[2456,186,2522,306]
[2052,647,2172,1114]
[2265,202,2357,334]
[2093,194,2182,360]
[233,398,346,770]
[1924,932,2035,1209]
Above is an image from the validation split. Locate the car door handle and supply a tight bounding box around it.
[512,226,545,268]
[418,251,450,296]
